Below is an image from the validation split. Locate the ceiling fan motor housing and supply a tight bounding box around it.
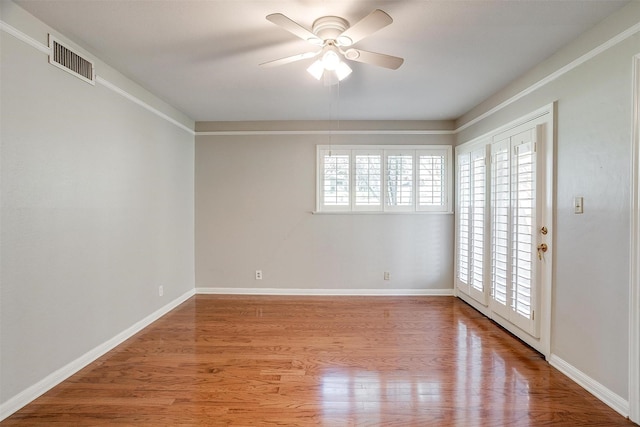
[312,16,349,41]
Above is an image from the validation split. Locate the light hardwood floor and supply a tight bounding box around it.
[2,295,636,426]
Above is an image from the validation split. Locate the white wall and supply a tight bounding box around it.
[456,1,640,403]
[0,1,195,406]
[195,130,454,293]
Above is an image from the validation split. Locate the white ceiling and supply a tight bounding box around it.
[15,0,629,122]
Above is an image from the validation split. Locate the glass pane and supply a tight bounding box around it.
[323,154,350,206]
[387,154,413,206]
[418,155,445,206]
[458,154,471,284]
[355,154,381,206]
[511,144,534,318]
[471,153,485,293]
[491,147,510,306]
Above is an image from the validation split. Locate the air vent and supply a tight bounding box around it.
[48,35,95,85]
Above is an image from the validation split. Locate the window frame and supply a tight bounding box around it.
[316,145,453,214]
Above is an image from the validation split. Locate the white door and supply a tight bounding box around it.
[491,126,541,338]
[456,146,488,305]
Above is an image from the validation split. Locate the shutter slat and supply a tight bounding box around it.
[387,154,413,206]
[355,154,382,206]
[323,154,350,206]
[458,154,471,285]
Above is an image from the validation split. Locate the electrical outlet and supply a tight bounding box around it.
[158,285,164,297]
[255,270,263,280]
[384,272,391,281]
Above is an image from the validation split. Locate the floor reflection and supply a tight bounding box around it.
[321,369,444,424]
[319,314,532,425]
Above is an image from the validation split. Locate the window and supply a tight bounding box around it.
[386,151,414,211]
[354,150,383,211]
[317,145,452,213]
[320,150,350,210]
[418,150,447,209]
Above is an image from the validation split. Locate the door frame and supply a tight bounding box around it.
[455,103,555,359]
[628,54,640,424]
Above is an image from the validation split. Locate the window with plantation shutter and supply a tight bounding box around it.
[354,151,382,211]
[386,151,414,211]
[418,150,448,211]
[319,150,350,211]
[316,145,452,213]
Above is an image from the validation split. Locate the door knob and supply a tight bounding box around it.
[537,243,548,260]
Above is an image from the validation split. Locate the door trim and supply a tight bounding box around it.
[629,54,640,424]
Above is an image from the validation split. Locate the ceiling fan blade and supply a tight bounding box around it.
[338,9,393,46]
[266,13,323,45]
[344,48,404,70]
[259,51,319,68]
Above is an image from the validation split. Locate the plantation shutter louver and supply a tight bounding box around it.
[470,149,486,298]
[458,153,472,292]
[320,150,350,211]
[354,151,382,211]
[511,136,535,320]
[490,128,538,336]
[386,152,414,211]
[417,149,449,212]
[456,147,487,304]
[491,140,511,318]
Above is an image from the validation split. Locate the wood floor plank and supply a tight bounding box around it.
[2,295,636,426]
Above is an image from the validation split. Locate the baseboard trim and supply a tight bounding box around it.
[0,288,195,422]
[195,287,454,296]
[548,354,630,418]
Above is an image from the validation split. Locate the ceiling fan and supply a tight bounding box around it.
[260,9,404,84]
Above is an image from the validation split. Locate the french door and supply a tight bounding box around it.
[490,127,539,337]
[456,107,553,350]
[457,145,488,305]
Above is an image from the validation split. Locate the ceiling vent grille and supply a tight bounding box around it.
[48,35,95,85]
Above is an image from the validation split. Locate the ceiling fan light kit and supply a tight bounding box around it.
[261,9,403,85]
[305,44,353,84]
[306,60,325,80]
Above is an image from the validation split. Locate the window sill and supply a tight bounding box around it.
[311,211,454,215]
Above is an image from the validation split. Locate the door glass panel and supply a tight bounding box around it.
[471,151,486,294]
[491,143,510,308]
[511,141,534,318]
[458,154,471,287]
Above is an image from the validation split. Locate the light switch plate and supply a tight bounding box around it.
[574,197,584,214]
